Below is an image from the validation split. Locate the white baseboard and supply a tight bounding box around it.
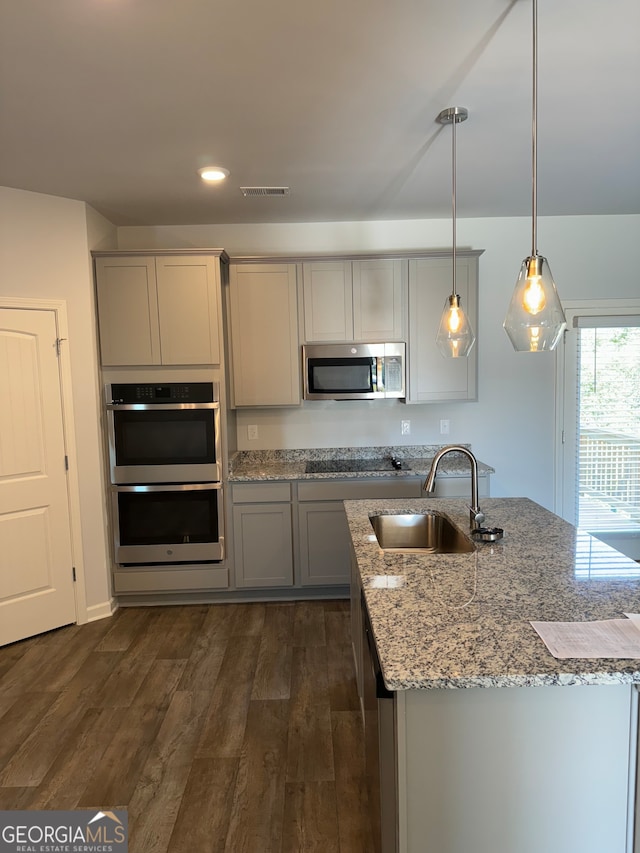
[85,598,118,622]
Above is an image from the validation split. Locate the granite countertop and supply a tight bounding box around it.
[229,445,494,482]
[345,496,640,691]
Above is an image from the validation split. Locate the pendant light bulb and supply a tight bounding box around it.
[503,0,566,352]
[435,106,475,359]
[522,257,546,314]
[436,293,475,358]
[447,297,462,332]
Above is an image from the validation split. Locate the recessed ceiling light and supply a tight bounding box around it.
[198,166,230,183]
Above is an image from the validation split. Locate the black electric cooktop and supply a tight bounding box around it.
[305,458,405,474]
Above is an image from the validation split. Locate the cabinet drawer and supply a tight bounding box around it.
[298,478,422,502]
[113,566,228,593]
[232,482,292,503]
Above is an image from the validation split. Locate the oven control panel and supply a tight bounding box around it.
[107,382,216,405]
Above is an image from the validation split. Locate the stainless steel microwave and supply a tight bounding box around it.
[303,342,405,400]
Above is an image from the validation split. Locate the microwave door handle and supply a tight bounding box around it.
[377,358,383,392]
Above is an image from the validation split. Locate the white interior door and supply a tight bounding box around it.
[0,307,76,646]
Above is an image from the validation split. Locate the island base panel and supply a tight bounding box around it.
[397,684,636,853]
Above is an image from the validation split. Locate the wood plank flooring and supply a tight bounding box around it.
[0,600,373,852]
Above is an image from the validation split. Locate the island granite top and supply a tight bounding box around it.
[229,445,494,482]
[345,497,640,691]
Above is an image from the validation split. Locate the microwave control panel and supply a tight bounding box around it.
[383,357,403,392]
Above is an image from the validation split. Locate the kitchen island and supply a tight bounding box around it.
[345,497,640,853]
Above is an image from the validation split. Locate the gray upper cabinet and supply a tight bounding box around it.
[95,253,222,366]
[155,256,221,365]
[302,259,405,343]
[352,259,405,341]
[228,263,301,407]
[302,261,352,342]
[407,253,480,403]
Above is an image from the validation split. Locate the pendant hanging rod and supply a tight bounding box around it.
[437,106,468,297]
[531,0,538,256]
[452,108,457,296]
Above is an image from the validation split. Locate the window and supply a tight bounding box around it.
[556,302,640,561]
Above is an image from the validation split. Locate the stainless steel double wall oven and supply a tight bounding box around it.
[106,382,224,564]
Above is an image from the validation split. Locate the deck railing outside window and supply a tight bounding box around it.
[579,429,640,530]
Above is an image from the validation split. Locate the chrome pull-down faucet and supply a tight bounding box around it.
[423,445,485,530]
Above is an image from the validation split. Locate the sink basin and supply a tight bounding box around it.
[369,512,475,554]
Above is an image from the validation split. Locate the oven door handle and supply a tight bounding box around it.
[112,483,222,493]
[106,402,220,411]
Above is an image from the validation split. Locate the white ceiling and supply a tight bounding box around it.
[1,0,638,227]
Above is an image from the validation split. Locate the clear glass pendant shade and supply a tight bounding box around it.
[436,293,476,358]
[503,255,567,352]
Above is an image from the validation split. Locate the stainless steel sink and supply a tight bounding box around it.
[369,512,475,554]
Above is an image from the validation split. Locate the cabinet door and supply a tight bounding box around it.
[232,503,294,588]
[297,502,352,586]
[229,263,300,406]
[352,259,405,341]
[95,256,160,366]
[407,256,478,403]
[155,256,221,364]
[302,261,353,342]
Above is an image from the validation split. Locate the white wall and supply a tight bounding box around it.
[118,214,639,511]
[0,186,114,611]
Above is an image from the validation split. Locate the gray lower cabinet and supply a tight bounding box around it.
[296,478,424,587]
[231,475,490,592]
[232,483,294,588]
[297,502,353,585]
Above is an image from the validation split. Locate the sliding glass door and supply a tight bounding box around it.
[557,302,640,560]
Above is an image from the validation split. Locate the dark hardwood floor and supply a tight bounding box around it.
[0,600,373,852]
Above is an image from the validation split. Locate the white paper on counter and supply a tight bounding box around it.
[531,617,640,659]
[625,613,640,629]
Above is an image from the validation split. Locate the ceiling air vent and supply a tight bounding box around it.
[240,186,290,197]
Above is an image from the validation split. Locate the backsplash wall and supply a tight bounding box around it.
[234,400,475,451]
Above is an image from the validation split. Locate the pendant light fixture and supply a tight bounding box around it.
[435,106,475,359]
[503,0,566,352]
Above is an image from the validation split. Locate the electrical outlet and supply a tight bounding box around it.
[401,419,411,436]
[440,419,450,435]
[247,424,259,441]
